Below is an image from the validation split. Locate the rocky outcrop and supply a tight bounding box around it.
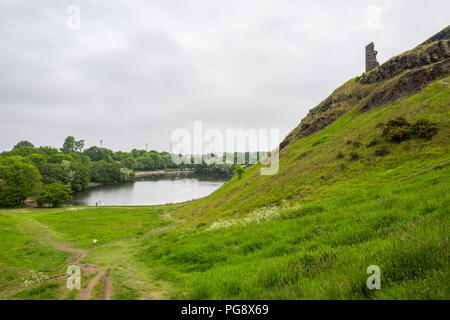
[280,31,450,151]
[359,57,450,112]
[361,40,450,85]
[420,25,450,45]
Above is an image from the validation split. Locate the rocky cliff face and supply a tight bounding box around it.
[360,40,450,85]
[280,29,450,151]
[420,25,450,45]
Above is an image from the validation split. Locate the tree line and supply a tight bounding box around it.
[0,137,258,207]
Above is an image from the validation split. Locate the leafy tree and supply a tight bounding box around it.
[161,151,176,169]
[0,156,29,166]
[91,161,134,183]
[36,182,72,207]
[61,136,85,154]
[39,163,71,185]
[47,153,73,164]
[26,154,47,169]
[0,159,42,207]
[69,161,90,192]
[121,157,137,170]
[68,152,91,165]
[75,140,85,153]
[13,141,34,149]
[9,147,36,157]
[131,149,147,158]
[84,146,113,162]
[36,146,59,156]
[113,151,129,162]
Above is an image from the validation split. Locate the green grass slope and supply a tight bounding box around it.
[135,77,449,299]
[0,35,448,301]
[176,78,450,225]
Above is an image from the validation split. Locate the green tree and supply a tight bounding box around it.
[0,159,42,207]
[91,161,134,183]
[36,146,59,156]
[9,146,36,157]
[47,153,73,164]
[13,140,34,149]
[70,162,90,192]
[61,136,85,154]
[121,157,137,170]
[39,163,71,185]
[36,182,72,207]
[26,154,47,169]
[84,146,113,162]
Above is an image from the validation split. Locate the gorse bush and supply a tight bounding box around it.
[382,117,411,142]
[353,141,362,148]
[381,117,439,142]
[349,151,359,161]
[410,119,439,140]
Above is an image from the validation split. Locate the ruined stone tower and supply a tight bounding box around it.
[365,42,379,72]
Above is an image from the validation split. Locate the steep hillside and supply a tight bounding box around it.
[134,29,449,299]
[172,29,450,225]
[281,31,450,150]
[1,29,448,301]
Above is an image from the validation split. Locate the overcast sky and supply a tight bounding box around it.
[0,0,448,152]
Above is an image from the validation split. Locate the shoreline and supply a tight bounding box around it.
[134,170,195,178]
[83,170,196,190]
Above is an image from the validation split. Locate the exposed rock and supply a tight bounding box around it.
[366,42,380,72]
[359,58,450,112]
[361,40,450,85]
[420,25,450,46]
[280,32,450,152]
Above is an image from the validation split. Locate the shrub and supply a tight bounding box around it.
[37,182,72,207]
[410,119,438,140]
[367,138,378,148]
[353,141,362,148]
[349,151,359,161]
[382,117,411,142]
[375,146,389,157]
[234,164,244,180]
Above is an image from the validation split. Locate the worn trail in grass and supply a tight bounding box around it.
[0,206,178,300]
[0,77,449,300]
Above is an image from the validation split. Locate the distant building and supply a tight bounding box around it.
[366,42,380,72]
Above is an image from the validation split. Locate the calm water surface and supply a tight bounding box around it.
[69,175,225,206]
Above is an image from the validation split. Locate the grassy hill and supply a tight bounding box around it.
[0,30,449,300]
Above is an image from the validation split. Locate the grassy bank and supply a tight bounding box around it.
[0,77,448,300]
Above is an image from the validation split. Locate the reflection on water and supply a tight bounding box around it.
[69,175,225,206]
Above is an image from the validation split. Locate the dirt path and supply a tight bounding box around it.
[11,215,113,300]
[45,239,112,300]
[2,211,181,300]
[0,227,112,300]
